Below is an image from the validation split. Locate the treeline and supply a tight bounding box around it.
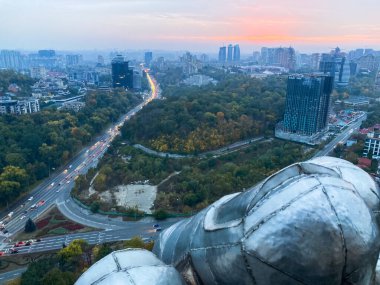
[0,89,141,207]
[155,140,306,212]
[73,138,305,213]
[0,70,36,97]
[121,75,287,154]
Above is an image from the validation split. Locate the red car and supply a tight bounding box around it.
[0,251,5,256]
[37,200,45,207]
[14,241,25,247]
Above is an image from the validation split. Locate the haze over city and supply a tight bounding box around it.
[1,0,380,52]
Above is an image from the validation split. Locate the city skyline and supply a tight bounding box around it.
[1,0,380,53]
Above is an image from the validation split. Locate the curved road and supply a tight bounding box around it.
[0,71,160,242]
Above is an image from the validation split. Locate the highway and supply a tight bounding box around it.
[313,113,367,158]
[0,268,27,283]
[0,71,160,244]
[0,218,179,255]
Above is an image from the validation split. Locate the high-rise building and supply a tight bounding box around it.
[111,55,133,89]
[38,50,56,57]
[144,52,153,66]
[233,44,240,62]
[0,50,25,70]
[218,46,226,63]
[66,54,83,66]
[97,55,105,66]
[319,48,350,87]
[275,74,333,144]
[227,44,233,62]
[259,47,296,71]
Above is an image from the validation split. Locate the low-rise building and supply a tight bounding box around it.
[0,97,40,115]
[61,101,85,112]
[363,126,380,158]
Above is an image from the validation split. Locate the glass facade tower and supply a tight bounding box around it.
[283,74,333,136]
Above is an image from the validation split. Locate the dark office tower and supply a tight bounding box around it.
[144,52,153,66]
[218,46,226,62]
[111,55,133,89]
[233,44,240,62]
[227,44,233,62]
[319,49,350,87]
[283,74,333,136]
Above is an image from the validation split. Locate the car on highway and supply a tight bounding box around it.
[20,215,26,220]
[2,229,8,234]
[25,240,32,246]
[153,224,160,228]
[20,203,25,208]
[36,238,42,242]
[37,200,45,207]
[7,212,14,218]
[51,182,55,187]
[10,248,19,254]
[155,228,162,232]
[67,180,70,184]
[0,251,5,256]
[28,196,34,201]
[23,210,28,214]
[14,241,25,247]
[30,204,37,210]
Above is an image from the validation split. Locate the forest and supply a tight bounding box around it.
[0,89,141,207]
[0,70,36,97]
[121,74,287,154]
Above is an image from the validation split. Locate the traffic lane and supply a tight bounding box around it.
[0,268,27,283]
[2,227,164,255]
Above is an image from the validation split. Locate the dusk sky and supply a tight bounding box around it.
[1,0,380,53]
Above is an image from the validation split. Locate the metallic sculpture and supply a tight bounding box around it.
[75,248,185,285]
[76,157,380,284]
[153,157,380,285]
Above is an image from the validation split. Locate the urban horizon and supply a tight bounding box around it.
[1,0,380,53]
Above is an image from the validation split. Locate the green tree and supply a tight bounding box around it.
[41,268,75,285]
[24,218,36,233]
[153,209,169,220]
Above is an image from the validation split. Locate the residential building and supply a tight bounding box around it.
[275,74,334,144]
[233,44,240,62]
[227,44,233,62]
[66,54,83,66]
[111,55,133,89]
[0,50,25,70]
[0,97,40,115]
[218,46,226,63]
[311,53,320,70]
[363,126,380,159]
[260,47,296,71]
[61,101,85,112]
[180,52,201,75]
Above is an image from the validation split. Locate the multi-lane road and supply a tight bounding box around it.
[313,113,367,158]
[0,71,160,244]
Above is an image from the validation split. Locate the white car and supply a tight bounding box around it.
[27,196,34,201]
[20,215,26,220]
